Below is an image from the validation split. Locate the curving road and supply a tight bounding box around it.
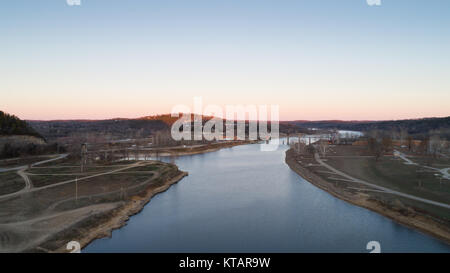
[0,154,69,173]
[0,154,69,196]
[0,161,149,201]
[0,154,68,198]
[394,150,450,180]
[17,168,32,190]
[314,152,450,209]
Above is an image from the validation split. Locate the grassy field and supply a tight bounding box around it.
[325,156,450,203]
[0,171,25,195]
[29,162,161,187]
[318,145,450,220]
[0,156,184,252]
[0,155,56,168]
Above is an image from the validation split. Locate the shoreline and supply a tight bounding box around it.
[30,142,448,252]
[143,140,259,157]
[51,169,188,253]
[80,171,188,252]
[285,148,450,246]
[49,141,253,252]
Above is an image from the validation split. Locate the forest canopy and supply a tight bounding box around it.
[0,111,43,139]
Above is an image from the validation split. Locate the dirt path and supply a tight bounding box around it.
[393,150,417,165]
[442,168,450,180]
[43,170,159,213]
[394,150,450,180]
[0,154,68,173]
[17,168,32,190]
[2,154,68,193]
[315,152,450,209]
[0,203,121,253]
[0,203,119,228]
[0,161,149,201]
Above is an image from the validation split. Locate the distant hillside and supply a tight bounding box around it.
[139,114,183,125]
[29,114,193,141]
[29,119,169,142]
[289,117,450,139]
[29,115,450,142]
[139,113,218,125]
[29,113,309,142]
[0,111,43,139]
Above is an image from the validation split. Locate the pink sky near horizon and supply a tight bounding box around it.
[2,1,450,122]
[3,98,449,122]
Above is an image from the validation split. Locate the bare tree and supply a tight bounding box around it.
[368,137,383,162]
[407,136,414,152]
[381,136,393,153]
[319,140,329,156]
[429,135,441,158]
[418,138,429,155]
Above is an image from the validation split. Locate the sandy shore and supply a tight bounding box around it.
[285,148,450,246]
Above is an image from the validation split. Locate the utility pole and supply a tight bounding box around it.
[75,176,78,203]
[81,143,87,173]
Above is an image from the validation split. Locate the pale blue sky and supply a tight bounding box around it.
[1,0,449,120]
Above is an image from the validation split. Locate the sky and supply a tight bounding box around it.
[1,0,449,121]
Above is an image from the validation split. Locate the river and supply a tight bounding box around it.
[85,140,450,253]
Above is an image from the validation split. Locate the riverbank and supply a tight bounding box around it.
[18,141,254,252]
[142,140,258,157]
[77,170,188,252]
[285,148,450,245]
[33,167,188,253]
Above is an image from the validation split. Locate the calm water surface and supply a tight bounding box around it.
[85,141,450,253]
